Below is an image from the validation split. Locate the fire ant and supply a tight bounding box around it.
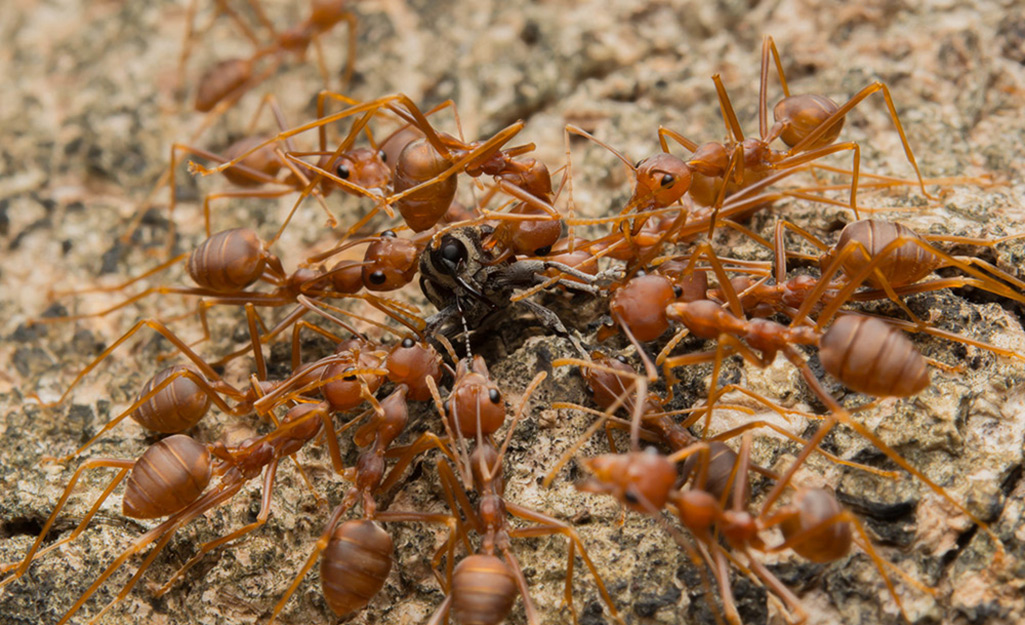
[652,35,933,227]
[195,94,565,238]
[578,434,920,624]
[0,401,340,625]
[661,293,1004,554]
[421,356,622,625]
[182,0,359,115]
[38,227,425,357]
[160,94,392,241]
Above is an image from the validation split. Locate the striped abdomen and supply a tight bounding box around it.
[320,520,393,616]
[392,139,457,232]
[187,228,266,291]
[827,220,940,288]
[780,488,852,563]
[123,435,211,519]
[819,315,929,397]
[131,365,211,433]
[451,555,519,625]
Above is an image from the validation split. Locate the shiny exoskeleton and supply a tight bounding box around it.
[418,226,603,344]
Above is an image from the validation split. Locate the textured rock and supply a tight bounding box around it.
[1,1,1024,625]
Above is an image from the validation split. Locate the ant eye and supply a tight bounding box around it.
[615,355,629,364]
[369,270,387,285]
[488,389,501,404]
[342,366,356,381]
[378,150,387,163]
[673,285,683,298]
[534,245,552,256]
[336,163,350,179]
[381,229,397,238]
[660,174,675,188]
[624,490,640,505]
[401,337,416,348]
[443,400,451,414]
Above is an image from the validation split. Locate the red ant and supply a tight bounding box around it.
[419,356,622,625]
[660,291,1004,554]
[651,35,933,227]
[0,401,342,625]
[195,94,564,237]
[579,434,922,624]
[37,227,425,360]
[182,0,359,115]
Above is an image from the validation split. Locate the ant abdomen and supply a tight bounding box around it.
[827,219,940,287]
[819,315,929,397]
[393,139,458,232]
[220,136,283,187]
[773,94,844,150]
[320,520,394,617]
[779,488,853,563]
[451,554,519,625]
[131,365,212,433]
[680,441,741,503]
[122,435,211,520]
[194,58,252,113]
[609,274,677,342]
[187,228,268,291]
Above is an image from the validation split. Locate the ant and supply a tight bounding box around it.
[38,227,425,359]
[651,35,933,227]
[0,401,339,625]
[421,356,622,625]
[160,94,392,241]
[182,0,358,115]
[579,434,920,624]
[195,94,565,237]
[660,293,1004,554]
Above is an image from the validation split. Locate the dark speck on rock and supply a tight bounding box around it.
[12,346,53,377]
[99,240,124,275]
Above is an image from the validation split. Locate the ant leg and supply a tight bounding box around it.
[193,94,407,176]
[155,459,279,596]
[788,81,932,200]
[56,479,245,625]
[434,458,484,544]
[31,319,232,408]
[711,74,745,143]
[506,502,622,625]
[0,460,133,586]
[424,595,454,625]
[48,251,190,299]
[874,313,1025,364]
[564,124,638,171]
[657,125,701,153]
[759,35,791,138]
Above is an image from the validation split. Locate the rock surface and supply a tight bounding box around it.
[2,1,1024,625]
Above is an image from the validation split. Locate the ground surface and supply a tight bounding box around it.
[2,1,1025,625]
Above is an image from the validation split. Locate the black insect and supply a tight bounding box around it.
[418,226,602,351]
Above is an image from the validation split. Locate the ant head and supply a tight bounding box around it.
[580,451,676,513]
[630,153,693,211]
[328,147,391,193]
[362,234,420,291]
